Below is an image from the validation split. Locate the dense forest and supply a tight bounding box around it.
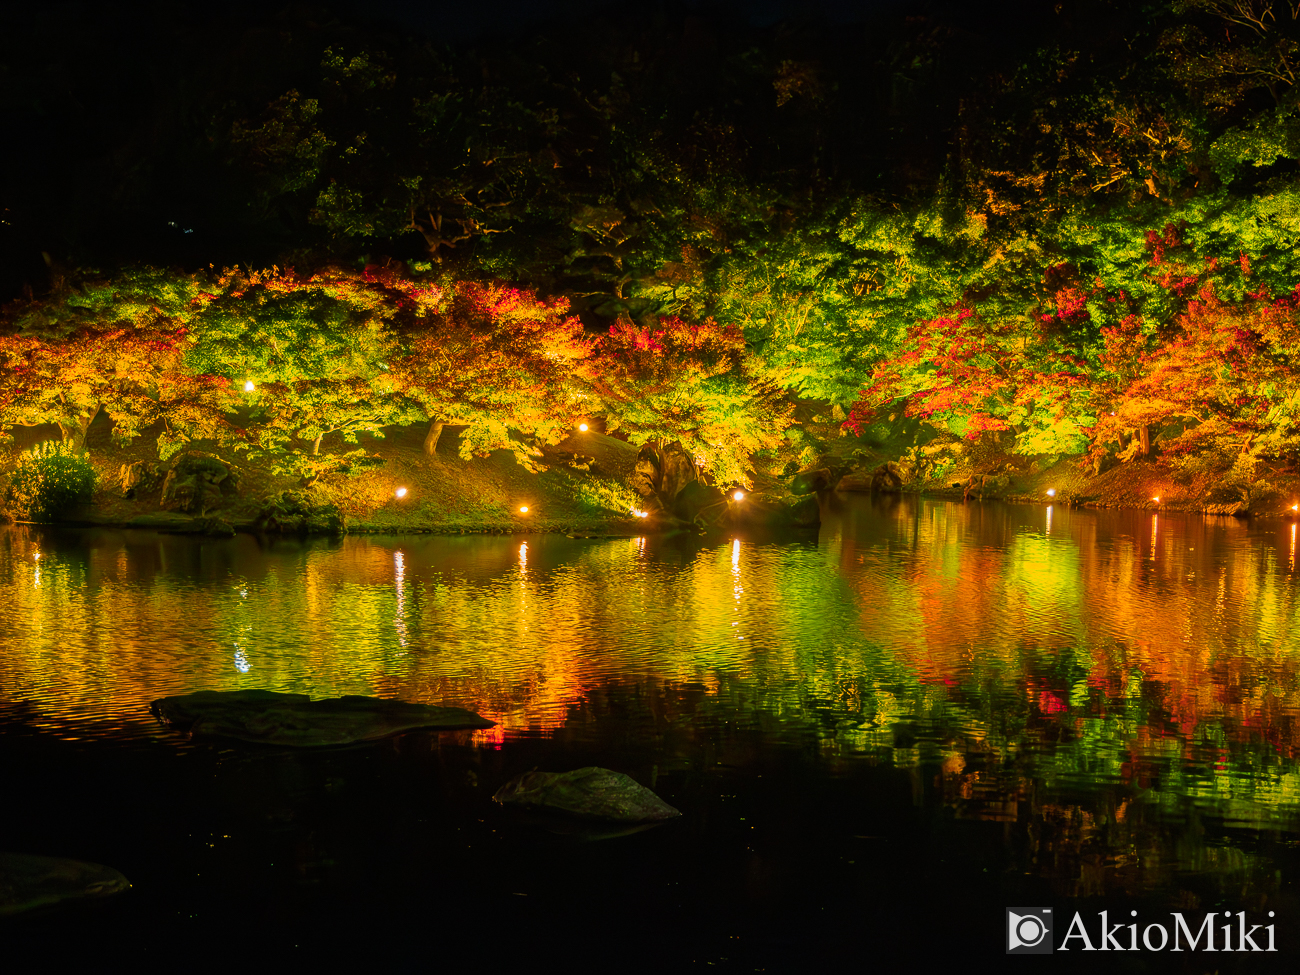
[4,0,1300,489]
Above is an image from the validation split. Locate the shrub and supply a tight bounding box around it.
[253,490,346,534]
[5,441,97,521]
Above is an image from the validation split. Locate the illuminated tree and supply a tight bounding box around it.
[188,267,422,479]
[388,278,589,464]
[580,315,791,487]
[0,269,221,452]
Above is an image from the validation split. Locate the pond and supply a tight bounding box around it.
[3,495,1300,969]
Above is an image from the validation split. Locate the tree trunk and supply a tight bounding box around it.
[312,433,323,456]
[1138,424,1150,458]
[58,407,99,452]
[423,419,445,457]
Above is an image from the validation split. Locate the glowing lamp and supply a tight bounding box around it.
[733,491,745,502]
[1292,504,1298,512]
[395,487,408,499]
[243,380,255,392]
[1046,488,1056,497]
[519,505,529,514]
[32,553,40,561]
[1152,496,1161,503]
[639,510,648,518]
[578,423,589,432]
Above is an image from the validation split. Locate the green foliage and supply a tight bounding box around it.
[18,2,1300,482]
[581,316,792,487]
[539,466,640,515]
[5,441,96,522]
[254,490,346,534]
[188,267,424,468]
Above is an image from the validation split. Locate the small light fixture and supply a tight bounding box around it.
[1046,488,1056,497]
[395,487,408,499]
[578,423,589,432]
[733,490,745,502]
[33,553,41,561]
[1292,504,1298,512]
[1152,496,1161,504]
[519,505,529,514]
[243,380,255,392]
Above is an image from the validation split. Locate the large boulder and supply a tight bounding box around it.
[119,460,163,499]
[789,468,833,495]
[151,689,494,746]
[836,462,904,493]
[629,441,699,505]
[0,853,130,916]
[788,495,820,527]
[673,478,726,525]
[160,452,240,514]
[493,767,681,822]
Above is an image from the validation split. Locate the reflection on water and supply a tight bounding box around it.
[4,494,1300,938]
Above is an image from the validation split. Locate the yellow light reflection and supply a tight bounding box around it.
[731,539,744,643]
[394,550,408,649]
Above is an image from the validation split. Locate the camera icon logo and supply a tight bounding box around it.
[1007,907,1053,954]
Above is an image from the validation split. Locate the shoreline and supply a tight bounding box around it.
[9,485,1296,539]
[6,418,1300,535]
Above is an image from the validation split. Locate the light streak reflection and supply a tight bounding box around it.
[394,550,408,649]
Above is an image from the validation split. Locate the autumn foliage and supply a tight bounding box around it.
[0,265,788,487]
[846,224,1300,472]
[581,316,791,486]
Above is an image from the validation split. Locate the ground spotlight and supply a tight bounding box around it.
[578,423,589,432]
[395,487,408,499]
[732,490,745,502]
[243,380,255,392]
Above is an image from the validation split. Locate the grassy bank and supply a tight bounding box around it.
[9,410,1298,537]
[0,419,655,536]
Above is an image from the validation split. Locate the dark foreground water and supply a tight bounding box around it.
[3,495,1300,970]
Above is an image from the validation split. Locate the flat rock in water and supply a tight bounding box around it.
[0,853,130,916]
[493,767,682,822]
[151,689,494,746]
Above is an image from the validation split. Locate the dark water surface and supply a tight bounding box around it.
[4,495,1300,969]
